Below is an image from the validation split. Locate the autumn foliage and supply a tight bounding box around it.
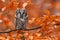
[0,0,60,40]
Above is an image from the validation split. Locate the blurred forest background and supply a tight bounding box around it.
[0,0,60,40]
